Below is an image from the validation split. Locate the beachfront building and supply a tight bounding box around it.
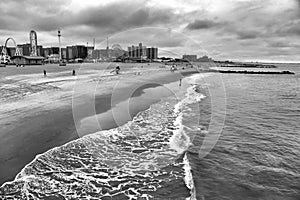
[91,45,126,62]
[197,55,213,62]
[11,55,44,65]
[128,43,147,59]
[66,45,88,62]
[146,47,158,60]
[43,47,59,57]
[128,43,158,61]
[16,43,45,57]
[182,54,197,62]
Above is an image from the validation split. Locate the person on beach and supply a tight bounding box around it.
[43,70,47,77]
[72,69,76,76]
[110,65,120,74]
[179,78,182,86]
[171,65,177,72]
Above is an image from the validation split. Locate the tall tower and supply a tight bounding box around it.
[30,30,37,56]
[58,29,61,61]
[106,36,109,59]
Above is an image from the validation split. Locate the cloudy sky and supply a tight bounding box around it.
[0,0,299,62]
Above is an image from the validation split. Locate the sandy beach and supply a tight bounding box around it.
[0,62,198,186]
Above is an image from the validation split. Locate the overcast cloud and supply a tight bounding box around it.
[0,0,299,62]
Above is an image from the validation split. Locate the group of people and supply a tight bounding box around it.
[42,63,191,78]
[43,65,123,78]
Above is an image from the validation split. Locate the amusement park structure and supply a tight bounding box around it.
[30,30,38,56]
[0,30,42,65]
[0,37,21,64]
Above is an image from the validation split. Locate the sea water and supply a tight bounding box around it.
[1,64,299,200]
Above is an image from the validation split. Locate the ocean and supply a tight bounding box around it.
[0,64,299,200]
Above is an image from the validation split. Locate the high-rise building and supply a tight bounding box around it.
[128,46,132,57]
[66,46,73,61]
[65,45,88,61]
[146,47,158,60]
[128,43,156,59]
[76,45,87,59]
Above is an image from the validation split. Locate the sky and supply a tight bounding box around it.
[0,0,299,62]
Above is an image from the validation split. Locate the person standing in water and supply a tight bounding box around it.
[43,70,47,77]
[72,69,76,76]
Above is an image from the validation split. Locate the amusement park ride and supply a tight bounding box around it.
[0,37,21,66]
[0,30,38,66]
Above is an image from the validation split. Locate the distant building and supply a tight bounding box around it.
[197,55,213,62]
[61,48,67,60]
[66,46,73,60]
[128,43,145,59]
[37,45,43,57]
[128,43,158,60]
[51,47,59,55]
[43,47,51,57]
[17,43,31,56]
[182,54,197,62]
[11,55,44,65]
[42,47,59,57]
[47,54,60,63]
[92,49,101,60]
[91,44,126,61]
[146,47,158,60]
[66,45,88,61]
[74,45,87,59]
[87,46,94,60]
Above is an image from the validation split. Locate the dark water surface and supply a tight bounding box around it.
[189,64,300,200]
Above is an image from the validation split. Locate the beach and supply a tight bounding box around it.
[1,62,299,200]
[0,62,198,186]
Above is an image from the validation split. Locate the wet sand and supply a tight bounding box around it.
[0,63,198,186]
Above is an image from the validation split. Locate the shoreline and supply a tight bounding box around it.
[0,66,199,186]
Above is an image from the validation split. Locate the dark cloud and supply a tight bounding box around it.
[185,19,220,30]
[0,0,176,34]
[0,0,299,62]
